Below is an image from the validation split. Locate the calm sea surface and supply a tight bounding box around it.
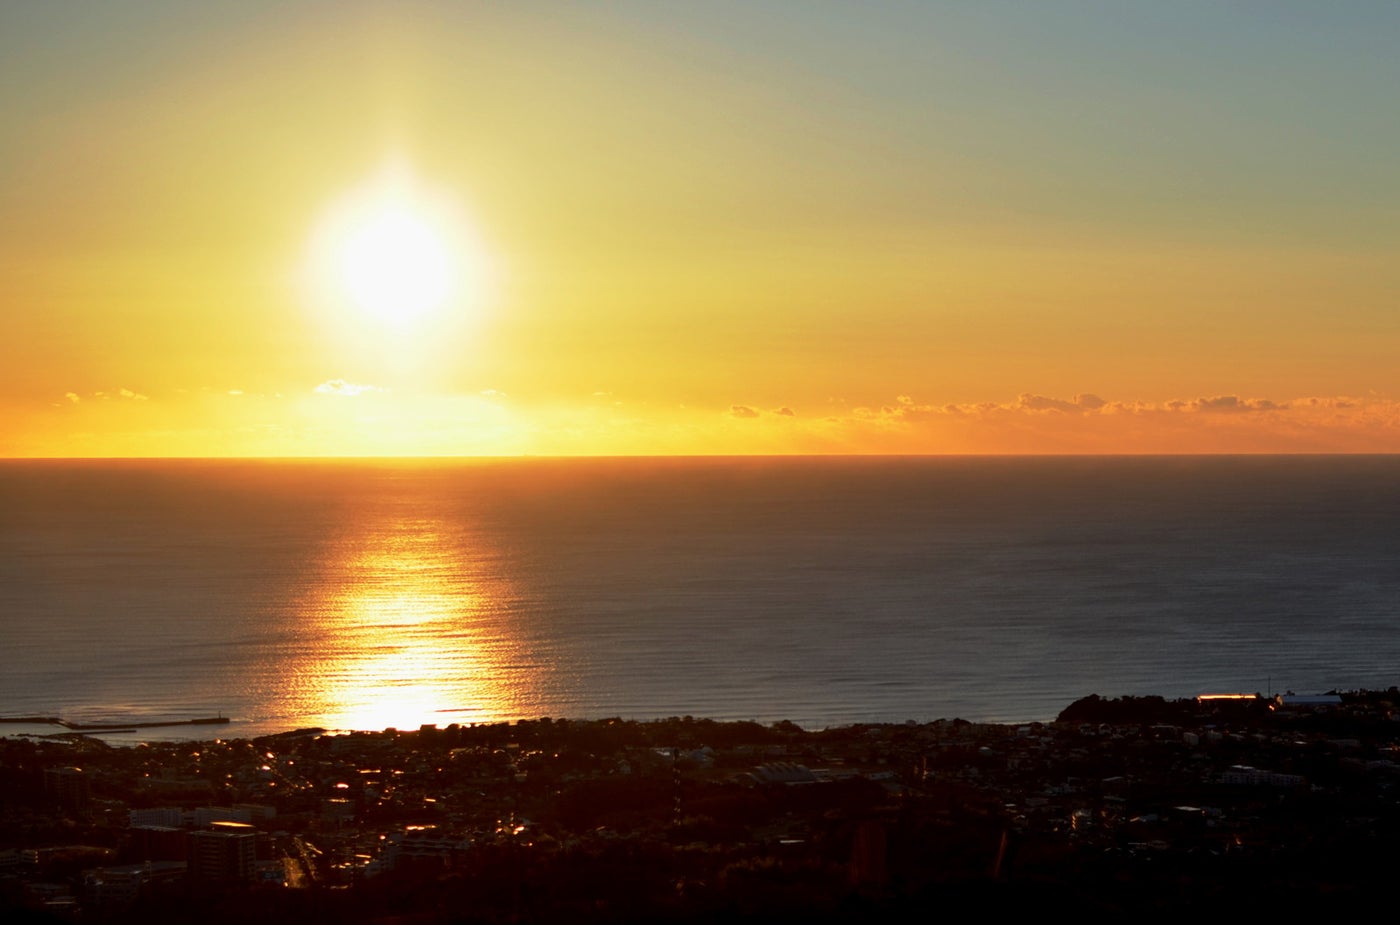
[3,456,1399,740]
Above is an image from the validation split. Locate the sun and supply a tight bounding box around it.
[307,165,480,328]
[337,205,452,323]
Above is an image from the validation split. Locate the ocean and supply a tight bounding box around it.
[3,456,1399,741]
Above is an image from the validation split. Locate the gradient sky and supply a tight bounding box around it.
[4,1,1400,455]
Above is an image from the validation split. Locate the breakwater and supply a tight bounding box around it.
[0,714,229,732]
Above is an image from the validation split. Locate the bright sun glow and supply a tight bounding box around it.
[308,165,481,328]
[337,206,452,322]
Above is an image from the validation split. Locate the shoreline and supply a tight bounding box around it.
[2,687,1382,745]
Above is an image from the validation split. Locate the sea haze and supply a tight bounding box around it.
[2,456,1399,739]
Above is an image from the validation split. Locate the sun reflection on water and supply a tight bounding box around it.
[288,514,530,732]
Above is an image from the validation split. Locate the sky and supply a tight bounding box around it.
[3,0,1400,456]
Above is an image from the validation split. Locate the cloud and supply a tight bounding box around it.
[1294,396,1355,410]
[1017,393,1080,413]
[872,392,1288,422]
[727,404,797,419]
[480,389,507,399]
[87,388,149,402]
[1012,393,1108,413]
[794,390,1400,454]
[1162,395,1280,414]
[30,384,1400,456]
[313,379,384,397]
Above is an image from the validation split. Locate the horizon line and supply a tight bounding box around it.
[5,450,1400,463]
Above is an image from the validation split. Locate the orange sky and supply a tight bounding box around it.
[5,2,1400,456]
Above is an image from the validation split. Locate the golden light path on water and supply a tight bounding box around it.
[284,509,530,732]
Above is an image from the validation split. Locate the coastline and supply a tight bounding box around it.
[0,687,1379,746]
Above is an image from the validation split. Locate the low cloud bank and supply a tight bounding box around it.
[313,379,384,397]
[725,391,1400,454]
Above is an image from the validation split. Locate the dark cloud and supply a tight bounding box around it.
[1017,393,1080,413]
[1180,395,1281,413]
[729,405,760,418]
[1012,393,1107,413]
